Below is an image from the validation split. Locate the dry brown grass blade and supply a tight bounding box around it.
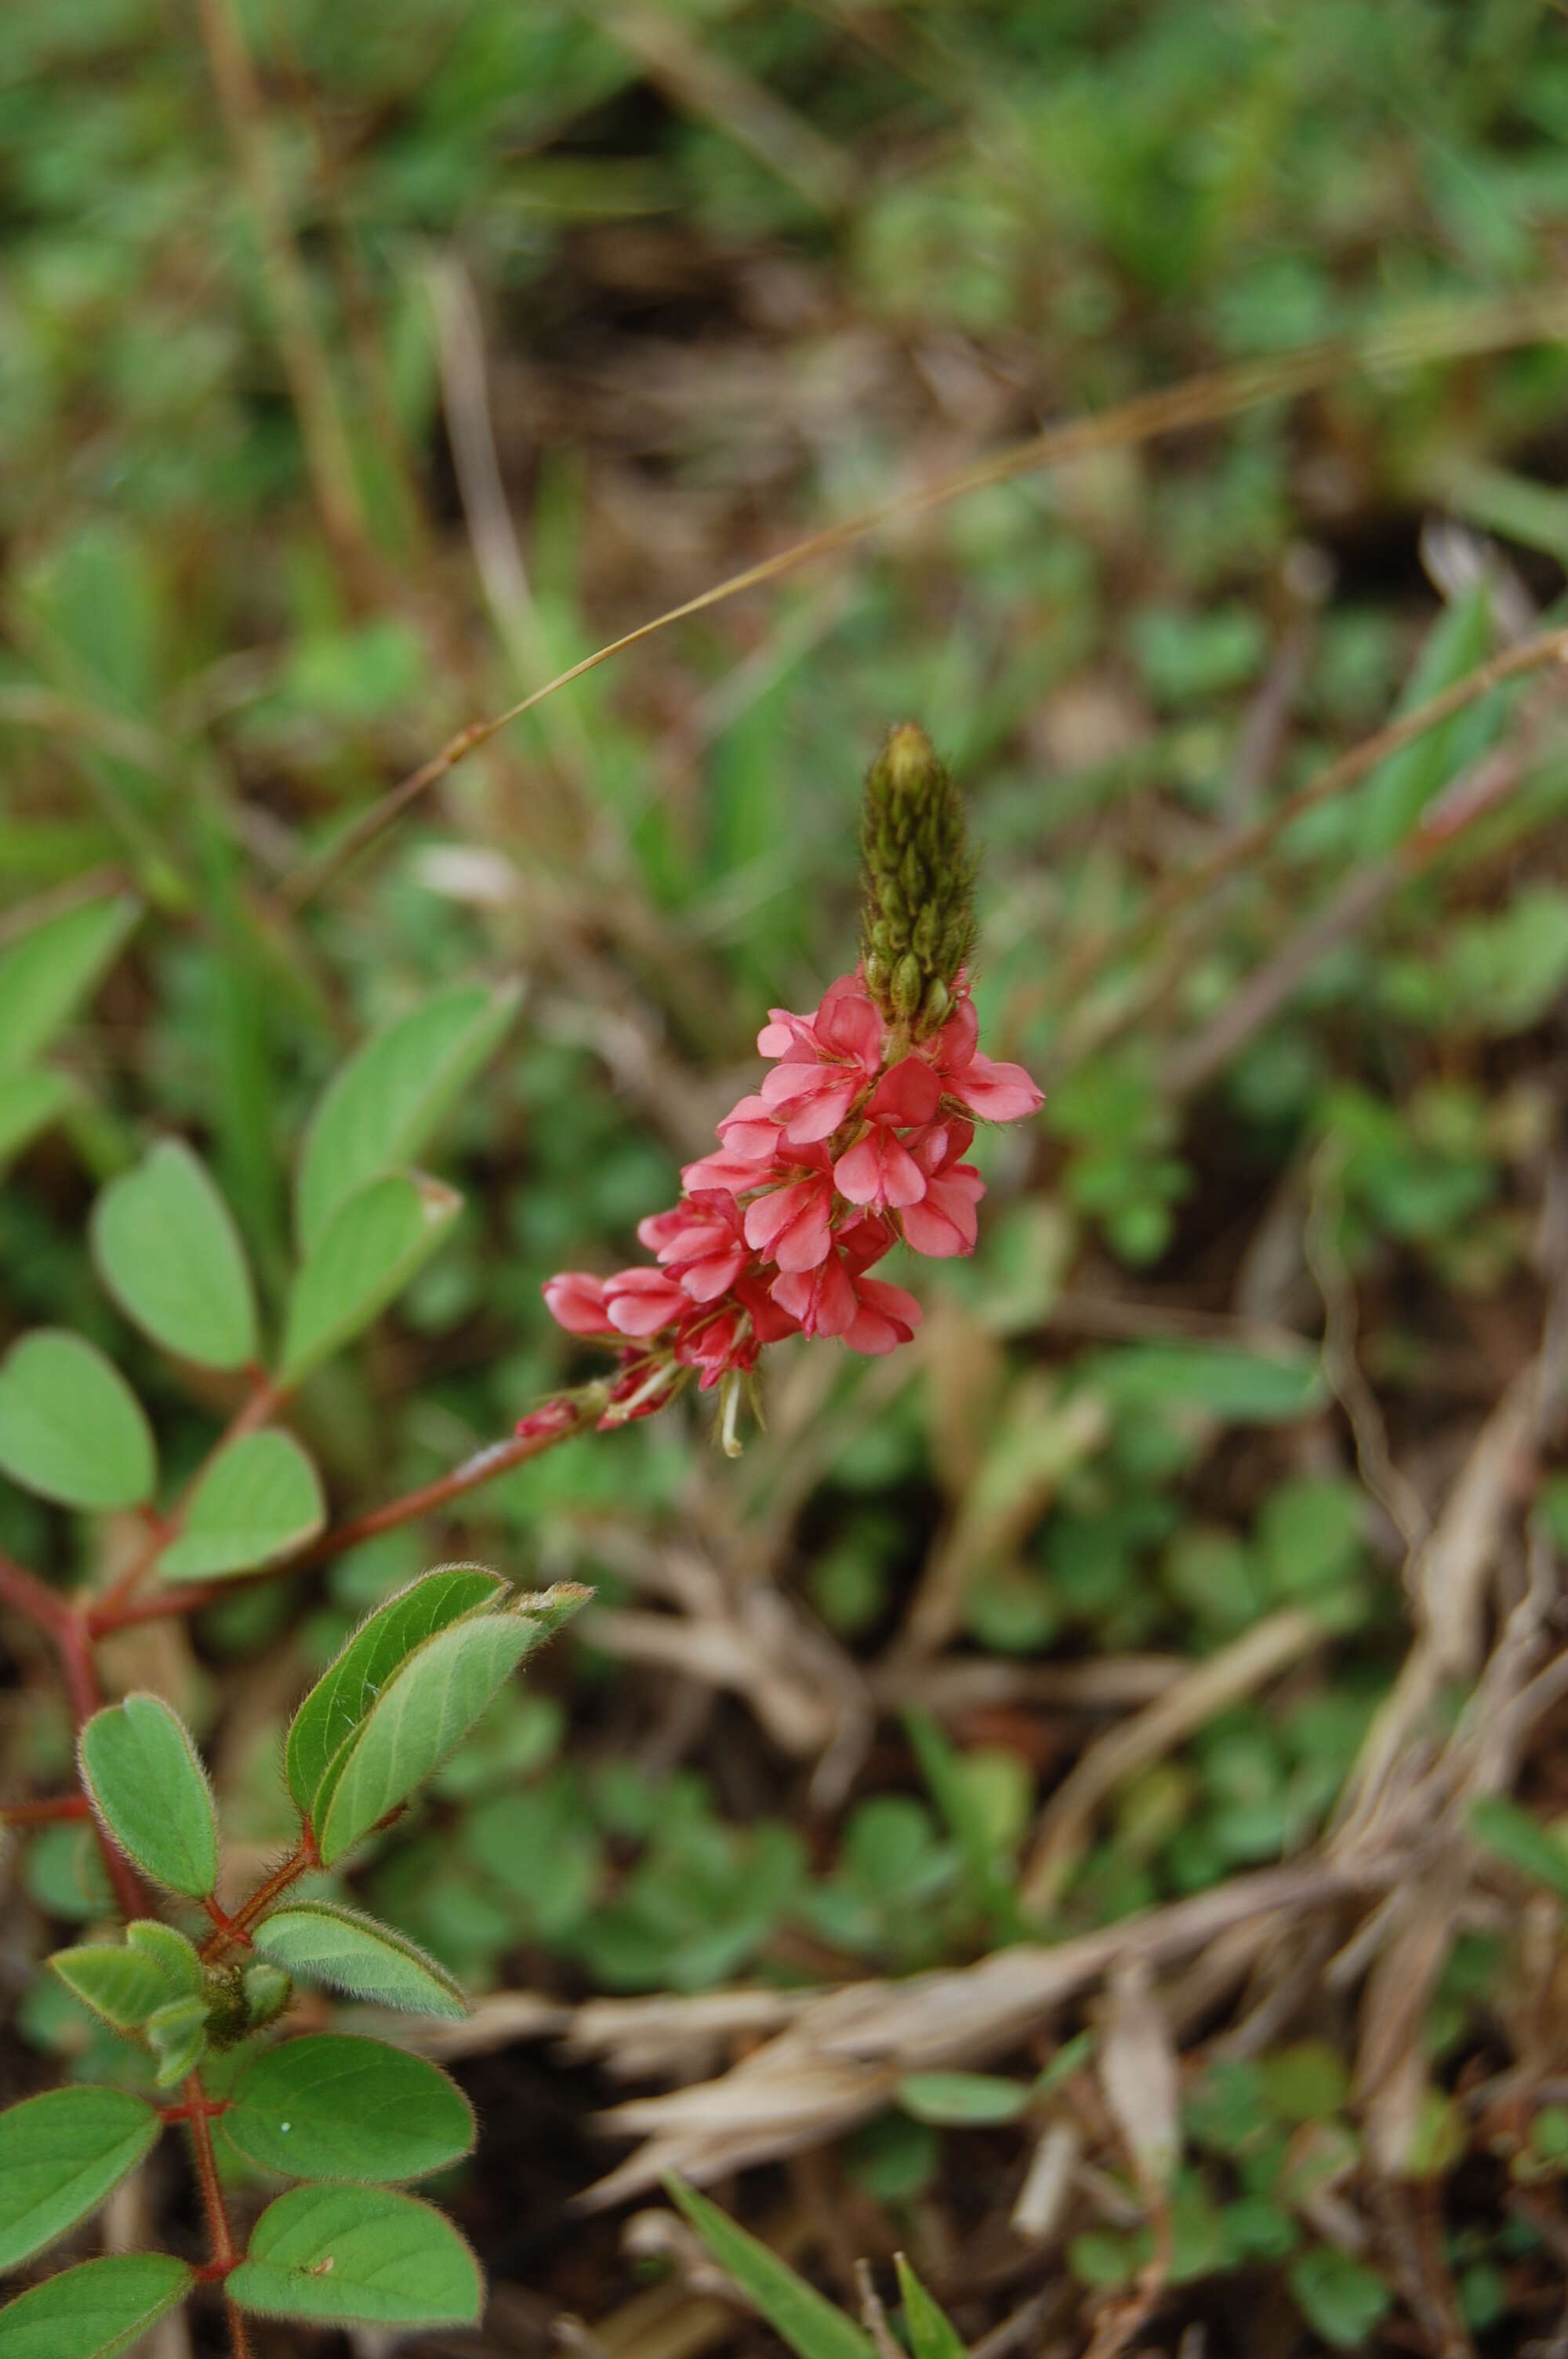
[578,1852,1397,2207]
[282,286,1568,910]
[1018,1605,1321,1917]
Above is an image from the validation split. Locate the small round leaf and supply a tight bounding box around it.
[91,1141,256,1371]
[0,1332,155,1511]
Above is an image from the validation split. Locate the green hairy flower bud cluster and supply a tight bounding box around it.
[859,723,977,1036]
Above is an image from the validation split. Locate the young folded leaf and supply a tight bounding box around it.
[223,2034,474,2183]
[146,1997,209,2088]
[285,1565,506,1822]
[296,979,521,1253]
[0,2088,162,2272]
[124,1920,204,1999]
[665,2179,874,2359]
[315,1612,546,1866]
[0,1332,156,1513]
[79,1695,218,1899]
[89,1140,257,1372]
[278,1171,463,1387]
[154,1429,325,1582]
[225,2184,483,2327]
[0,2251,194,2358]
[48,1944,169,2034]
[249,1901,466,2019]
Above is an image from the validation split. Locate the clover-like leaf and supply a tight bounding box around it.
[223,2035,474,2184]
[279,1172,463,1387]
[0,893,140,1075]
[296,980,521,1253]
[285,1566,506,1822]
[79,1696,217,1899]
[226,2184,482,2327]
[91,1141,257,1372]
[249,1903,466,2020]
[48,1945,169,2035]
[316,1612,546,1866]
[0,2088,162,2272]
[0,2252,194,2357]
[0,1332,156,1512]
[155,1430,325,1583]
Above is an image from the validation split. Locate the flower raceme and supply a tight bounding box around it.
[537,966,1042,1439]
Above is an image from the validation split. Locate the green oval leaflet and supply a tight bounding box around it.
[249,1901,466,2020]
[0,1332,156,1512]
[223,2034,475,2183]
[316,1611,546,1866]
[0,2252,193,2357]
[89,1140,257,1372]
[0,2088,162,2272]
[226,2184,483,2326]
[78,1695,218,1899]
[155,1429,325,1583]
[285,1565,506,1822]
[296,980,521,1253]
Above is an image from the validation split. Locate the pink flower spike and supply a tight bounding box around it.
[680,1147,773,1197]
[603,1267,689,1337]
[868,1056,942,1125]
[901,1162,985,1257]
[844,1275,923,1355]
[543,1273,618,1336]
[743,1173,833,1272]
[833,1121,927,1211]
[947,1050,1044,1123]
[715,1094,782,1161]
[770,1252,856,1339]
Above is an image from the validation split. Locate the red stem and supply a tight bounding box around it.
[0,1551,71,1638]
[0,1793,91,1826]
[88,1397,598,1634]
[200,1826,317,1961]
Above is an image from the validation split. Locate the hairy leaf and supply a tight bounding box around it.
[296,980,521,1252]
[125,1921,203,1999]
[90,1141,257,1371]
[279,1172,463,1387]
[0,2088,161,2272]
[224,2034,474,2183]
[48,1945,169,2034]
[0,894,140,1074]
[227,2184,482,2326]
[0,1332,156,1511]
[156,1430,324,1583]
[317,1612,544,1866]
[0,2252,193,2357]
[146,1998,208,2088]
[285,1566,505,1820]
[79,1695,217,1898]
[250,1903,466,2019]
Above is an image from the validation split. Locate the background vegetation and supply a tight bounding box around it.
[5,0,1568,2351]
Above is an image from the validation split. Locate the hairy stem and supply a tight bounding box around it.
[184,2067,252,2354]
[201,1826,318,1961]
[0,1794,91,1826]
